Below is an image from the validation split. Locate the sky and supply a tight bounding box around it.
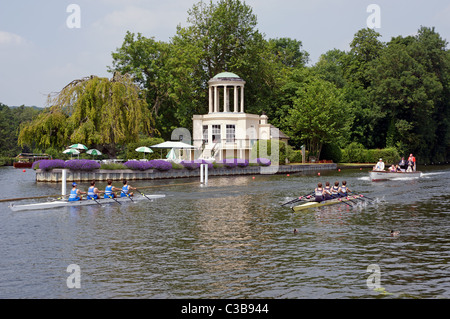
[1,0,449,108]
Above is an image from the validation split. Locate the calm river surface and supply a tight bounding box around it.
[0,165,449,299]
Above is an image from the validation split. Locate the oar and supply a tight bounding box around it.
[281,192,314,206]
[135,189,152,201]
[89,196,101,206]
[107,194,122,205]
[121,190,134,202]
[350,192,375,202]
[337,197,353,207]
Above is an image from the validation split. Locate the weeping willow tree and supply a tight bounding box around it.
[18,73,155,157]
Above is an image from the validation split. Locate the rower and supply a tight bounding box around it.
[323,181,333,200]
[104,179,121,199]
[338,180,351,197]
[87,180,103,200]
[314,182,325,202]
[331,181,340,198]
[68,182,86,202]
[121,179,136,198]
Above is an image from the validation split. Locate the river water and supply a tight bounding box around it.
[0,165,449,299]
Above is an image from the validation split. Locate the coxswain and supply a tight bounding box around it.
[68,182,86,202]
[104,179,121,199]
[121,179,136,198]
[338,180,351,197]
[86,180,103,200]
[314,182,325,202]
[323,181,333,200]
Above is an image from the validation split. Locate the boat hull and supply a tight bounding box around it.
[9,194,165,212]
[291,197,355,212]
[369,170,421,181]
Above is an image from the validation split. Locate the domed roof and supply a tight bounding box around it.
[213,72,241,79]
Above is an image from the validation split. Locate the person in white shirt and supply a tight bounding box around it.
[374,158,385,171]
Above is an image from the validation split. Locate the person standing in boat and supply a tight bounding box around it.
[68,182,86,202]
[121,180,136,198]
[104,179,121,199]
[374,158,385,171]
[87,180,103,200]
[408,154,416,171]
[338,181,351,197]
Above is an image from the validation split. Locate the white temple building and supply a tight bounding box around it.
[192,72,288,161]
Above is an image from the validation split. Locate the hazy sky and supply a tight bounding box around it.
[1,0,449,107]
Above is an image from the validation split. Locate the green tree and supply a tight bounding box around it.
[18,73,154,157]
[368,29,448,161]
[286,73,352,159]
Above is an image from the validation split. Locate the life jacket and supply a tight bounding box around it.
[121,185,130,197]
[104,185,113,198]
[68,188,80,201]
[87,186,98,200]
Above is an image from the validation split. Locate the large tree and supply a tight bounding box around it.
[18,73,154,157]
[285,70,352,159]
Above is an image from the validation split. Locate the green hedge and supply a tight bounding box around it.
[341,142,400,164]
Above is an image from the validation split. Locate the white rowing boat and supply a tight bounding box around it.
[369,170,422,181]
[8,194,165,212]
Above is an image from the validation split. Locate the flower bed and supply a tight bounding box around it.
[33,159,100,171]
[32,158,271,172]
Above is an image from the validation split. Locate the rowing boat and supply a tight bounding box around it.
[369,170,421,181]
[291,196,356,212]
[8,194,166,212]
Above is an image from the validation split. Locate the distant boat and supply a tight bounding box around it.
[13,153,52,169]
[369,170,422,181]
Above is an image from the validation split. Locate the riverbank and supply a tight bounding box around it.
[35,163,337,182]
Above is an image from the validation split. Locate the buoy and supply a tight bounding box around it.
[287,174,290,176]
[318,172,320,176]
[23,169,26,172]
[252,176,255,179]
[338,169,341,172]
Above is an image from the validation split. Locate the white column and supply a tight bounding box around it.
[223,85,227,112]
[234,86,238,113]
[240,85,244,112]
[214,86,218,112]
[209,86,213,113]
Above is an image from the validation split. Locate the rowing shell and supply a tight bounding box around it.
[291,196,355,212]
[369,170,422,181]
[8,194,166,212]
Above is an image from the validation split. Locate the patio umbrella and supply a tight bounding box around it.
[87,149,102,158]
[63,148,80,159]
[135,146,153,159]
[69,143,88,150]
